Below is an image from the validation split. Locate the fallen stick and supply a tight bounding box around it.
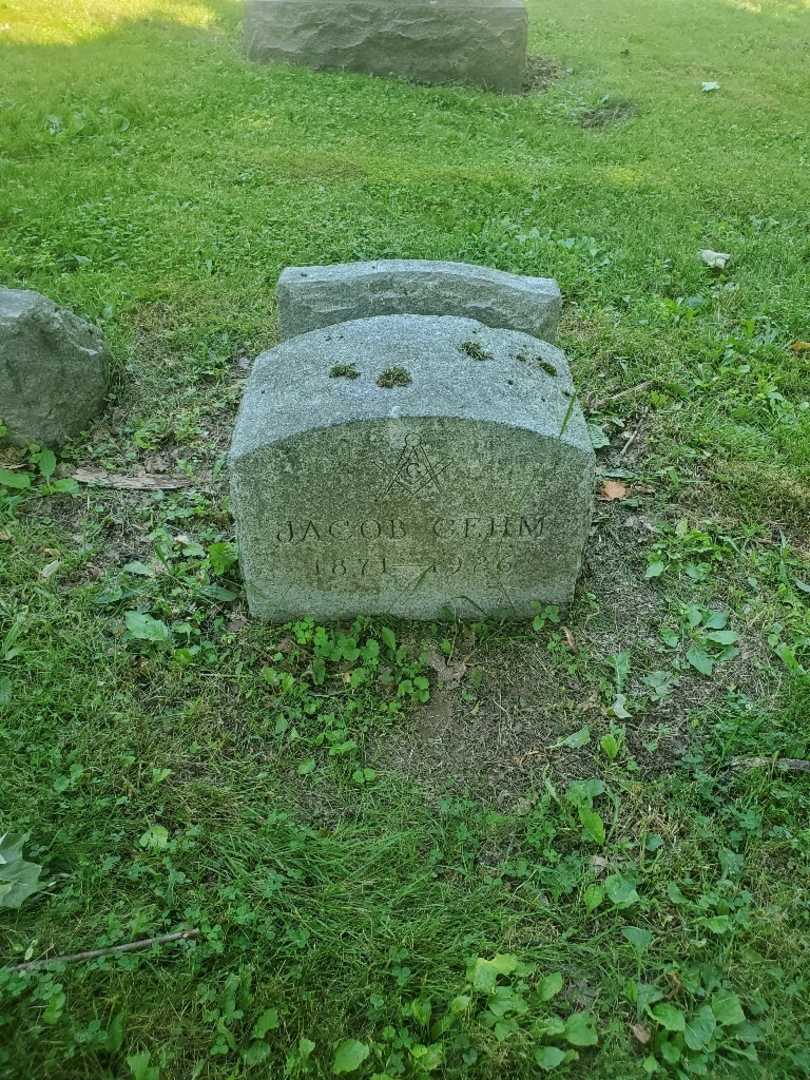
[9,929,199,972]
[729,756,810,774]
[617,407,650,461]
[72,468,193,491]
[588,381,654,413]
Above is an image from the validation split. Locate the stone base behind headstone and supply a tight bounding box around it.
[277,261,561,343]
[0,289,109,448]
[230,314,594,621]
[244,0,529,93]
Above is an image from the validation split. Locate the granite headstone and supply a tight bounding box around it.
[230,314,594,621]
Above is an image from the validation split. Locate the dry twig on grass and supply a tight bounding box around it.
[728,756,810,774]
[72,468,194,491]
[10,929,200,972]
[587,381,655,414]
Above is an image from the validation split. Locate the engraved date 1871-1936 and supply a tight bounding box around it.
[313,551,517,579]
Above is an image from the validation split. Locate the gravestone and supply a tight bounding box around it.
[0,289,109,448]
[244,0,529,93]
[277,261,561,343]
[229,314,594,621]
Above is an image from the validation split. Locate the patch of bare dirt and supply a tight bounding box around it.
[577,98,638,128]
[522,55,566,94]
[372,503,775,804]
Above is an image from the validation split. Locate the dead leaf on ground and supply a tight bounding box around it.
[562,626,578,652]
[631,1023,651,1045]
[426,649,467,689]
[621,514,657,532]
[576,691,602,714]
[143,453,174,474]
[73,468,193,491]
[700,249,731,270]
[790,340,810,355]
[599,479,629,501]
[0,531,11,542]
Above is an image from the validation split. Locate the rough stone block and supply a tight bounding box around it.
[229,314,594,621]
[0,289,109,448]
[277,261,561,343]
[244,0,529,93]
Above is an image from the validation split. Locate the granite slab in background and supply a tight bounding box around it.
[244,0,529,92]
[277,261,562,344]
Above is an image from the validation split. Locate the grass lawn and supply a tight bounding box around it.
[1,0,810,1076]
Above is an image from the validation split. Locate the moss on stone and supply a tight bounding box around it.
[376,366,412,389]
[329,363,360,379]
[459,339,493,361]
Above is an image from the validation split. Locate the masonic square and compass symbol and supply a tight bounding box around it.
[377,434,450,499]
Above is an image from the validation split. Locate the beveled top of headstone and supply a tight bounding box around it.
[230,314,594,621]
[231,314,581,455]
